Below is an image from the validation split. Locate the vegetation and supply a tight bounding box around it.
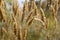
[0,0,60,40]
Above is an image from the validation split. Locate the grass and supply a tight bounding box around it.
[0,0,60,40]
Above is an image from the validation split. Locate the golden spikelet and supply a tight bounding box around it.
[11,0,19,17]
[23,0,28,13]
[0,9,3,21]
[26,9,34,22]
[40,8,46,22]
[0,0,6,39]
[34,8,38,16]
[1,8,6,22]
[26,12,32,22]
[21,0,28,22]
[13,22,17,35]
[30,0,38,16]
[27,17,33,26]
[0,0,6,22]
[54,0,58,29]
[0,0,3,7]
[34,18,45,26]
[49,5,55,19]
[29,0,35,10]
[33,2,38,16]
[12,15,17,35]
[17,26,23,40]
[54,0,58,16]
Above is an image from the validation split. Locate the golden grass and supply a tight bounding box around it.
[0,0,60,40]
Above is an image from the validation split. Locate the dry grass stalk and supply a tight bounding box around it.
[34,18,45,26]
[11,1,23,39]
[21,0,28,23]
[49,5,55,19]
[22,27,28,40]
[29,0,35,10]
[18,26,23,40]
[54,0,58,40]
[40,8,47,28]
[13,17,17,36]
[0,0,6,22]
[49,3,58,40]
[26,8,38,26]
[21,12,24,23]
[0,0,7,39]
[54,0,59,16]
[26,9,34,22]
[0,8,6,22]
[0,9,3,22]
[0,0,4,7]
[23,0,28,13]
[10,15,17,39]
[13,23,17,35]
[30,0,38,16]
[33,3,39,16]
[17,28,21,40]
[40,6,49,40]
[11,0,20,17]
[27,17,33,26]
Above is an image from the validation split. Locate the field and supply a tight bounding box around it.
[0,0,60,40]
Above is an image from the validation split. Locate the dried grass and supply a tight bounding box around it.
[0,0,59,40]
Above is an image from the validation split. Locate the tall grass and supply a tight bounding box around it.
[0,0,60,40]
